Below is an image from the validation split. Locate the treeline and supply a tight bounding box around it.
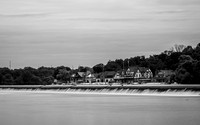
[93,43,200,84]
[94,44,199,72]
[0,67,55,85]
[0,43,200,85]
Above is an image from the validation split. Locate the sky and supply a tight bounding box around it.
[0,0,200,69]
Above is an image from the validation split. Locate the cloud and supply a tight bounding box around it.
[159,18,190,22]
[0,13,52,18]
[66,17,151,22]
[155,9,186,14]
[0,0,200,68]
[156,0,200,6]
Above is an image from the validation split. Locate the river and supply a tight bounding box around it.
[0,90,200,125]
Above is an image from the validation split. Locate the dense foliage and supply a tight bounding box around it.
[0,66,70,85]
[0,43,200,85]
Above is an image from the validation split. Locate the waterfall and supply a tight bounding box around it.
[1,88,200,96]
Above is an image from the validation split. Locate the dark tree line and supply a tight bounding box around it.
[1,43,200,85]
[0,66,71,85]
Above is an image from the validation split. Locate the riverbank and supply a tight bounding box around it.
[1,84,200,91]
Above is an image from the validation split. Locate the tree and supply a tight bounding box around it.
[165,52,182,70]
[93,63,104,73]
[193,43,200,60]
[14,76,24,85]
[78,66,87,72]
[104,61,121,71]
[0,67,11,75]
[43,76,54,85]
[24,67,38,76]
[37,67,54,84]
[182,46,194,55]
[175,55,195,84]
[175,68,193,84]
[115,59,123,69]
[163,50,173,56]
[30,76,42,85]
[193,61,200,84]
[0,73,3,85]
[146,55,165,75]
[53,66,71,78]
[55,68,71,83]
[38,67,54,78]
[171,44,186,52]
[20,70,34,85]
[2,73,14,85]
[179,55,194,64]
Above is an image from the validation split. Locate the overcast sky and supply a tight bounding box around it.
[0,0,200,69]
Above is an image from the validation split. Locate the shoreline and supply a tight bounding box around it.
[1,84,200,91]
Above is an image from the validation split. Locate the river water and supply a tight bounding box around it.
[0,90,200,125]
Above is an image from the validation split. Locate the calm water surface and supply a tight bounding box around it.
[0,90,200,125]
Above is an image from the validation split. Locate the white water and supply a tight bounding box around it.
[1,88,200,96]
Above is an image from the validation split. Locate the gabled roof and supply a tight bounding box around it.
[104,71,116,78]
[138,67,149,73]
[86,73,95,78]
[85,71,91,76]
[127,67,138,72]
[157,70,175,77]
[77,72,85,77]
[94,73,101,78]
[127,67,149,73]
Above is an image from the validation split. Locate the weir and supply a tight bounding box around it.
[1,85,200,91]
[0,88,200,96]
[0,85,200,96]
